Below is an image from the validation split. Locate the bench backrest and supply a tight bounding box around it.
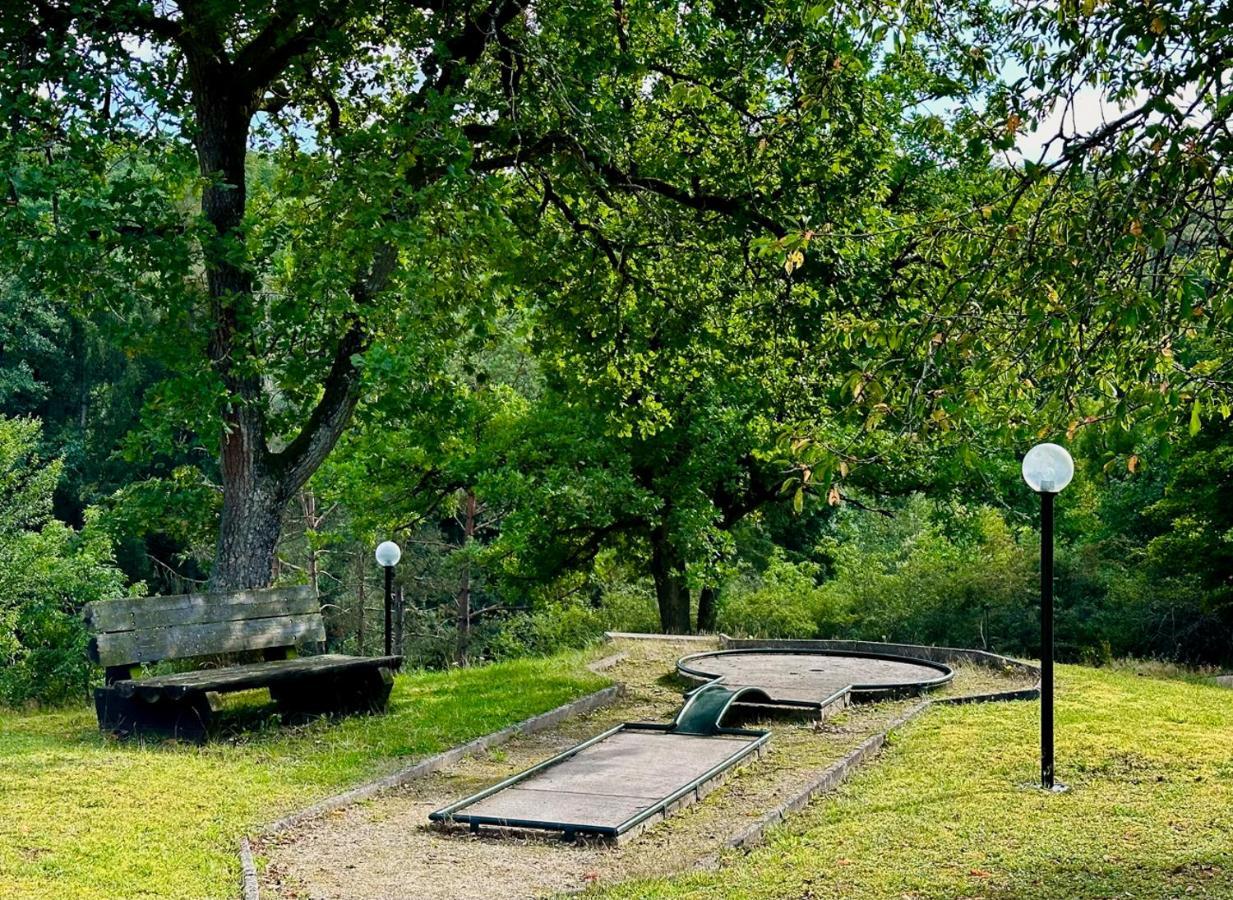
[83,585,324,671]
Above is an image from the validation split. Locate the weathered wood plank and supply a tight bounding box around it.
[88,614,327,667]
[82,585,316,634]
[114,654,402,699]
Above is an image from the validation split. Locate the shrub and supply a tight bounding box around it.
[486,601,605,660]
[717,550,832,639]
[0,418,130,705]
[810,497,1036,652]
[486,577,659,660]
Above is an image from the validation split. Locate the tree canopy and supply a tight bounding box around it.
[0,0,1229,638]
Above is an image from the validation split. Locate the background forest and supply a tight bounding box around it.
[1,0,1231,705]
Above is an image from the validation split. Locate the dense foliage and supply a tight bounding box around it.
[0,0,1231,702]
[0,418,130,704]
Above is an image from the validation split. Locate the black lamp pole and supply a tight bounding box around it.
[383,564,394,656]
[1023,441,1071,793]
[1039,489,1056,791]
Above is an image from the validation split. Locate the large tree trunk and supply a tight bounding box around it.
[189,57,278,593]
[649,523,691,634]
[212,468,284,590]
[198,89,289,589]
[186,46,384,592]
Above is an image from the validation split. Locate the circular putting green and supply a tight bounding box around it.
[677,648,954,709]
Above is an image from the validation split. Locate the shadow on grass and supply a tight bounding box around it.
[656,671,696,694]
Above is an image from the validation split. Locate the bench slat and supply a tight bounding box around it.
[83,586,316,633]
[111,654,403,700]
[88,613,327,667]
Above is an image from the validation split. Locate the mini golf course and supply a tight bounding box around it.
[257,637,1038,899]
[428,648,955,842]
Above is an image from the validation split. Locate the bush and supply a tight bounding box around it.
[810,496,1036,652]
[0,418,130,705]
[486,601,606,660]
[717,550,830,639]
[0,518,130,704]
[486,576,659,660]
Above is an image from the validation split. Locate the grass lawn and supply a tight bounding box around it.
[603,663,1233,899]
[0,653,606,900]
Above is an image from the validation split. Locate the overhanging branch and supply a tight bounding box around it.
[273,243,398,493]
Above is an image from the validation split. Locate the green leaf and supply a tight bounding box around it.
[1189,398,1202,437]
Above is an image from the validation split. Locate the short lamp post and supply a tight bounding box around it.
[374,541,402,656]
[1021,442,1074,792]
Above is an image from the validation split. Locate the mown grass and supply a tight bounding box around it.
[0,653,607,900]
[602,663,1233,898]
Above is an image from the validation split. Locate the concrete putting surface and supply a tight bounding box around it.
[443,729,763,838]
[677,649,953,707]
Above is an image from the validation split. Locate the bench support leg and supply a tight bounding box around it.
[94,687,215,744]
[269,666,394,720]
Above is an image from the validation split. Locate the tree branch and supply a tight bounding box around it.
[578,148,787,237]
[274,243,398,492]
[235,0,355,95]
[421,0,529,98]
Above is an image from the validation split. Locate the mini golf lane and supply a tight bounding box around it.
[434,728,763,840]
[677,648,954,710]
[430,684,769,842]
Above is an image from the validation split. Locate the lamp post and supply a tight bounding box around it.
[1021,442,1074,792]
[374,541,402,656]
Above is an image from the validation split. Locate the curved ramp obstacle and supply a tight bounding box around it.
[428,683,770,842]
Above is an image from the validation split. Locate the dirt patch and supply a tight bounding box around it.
[257,639,1035,899]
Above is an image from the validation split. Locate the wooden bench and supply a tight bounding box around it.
[84,585,401,742]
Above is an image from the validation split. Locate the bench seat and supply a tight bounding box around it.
[111,654,404,701]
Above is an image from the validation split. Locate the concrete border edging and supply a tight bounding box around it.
[238,679,624,898]
[604,630,715,643]
[238,836,259,900]
[588,650,629,672]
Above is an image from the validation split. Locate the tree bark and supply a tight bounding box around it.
[696,585,718,633]
[212,467,285,591]
[457,488,476,665]
[649,522,691,634]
